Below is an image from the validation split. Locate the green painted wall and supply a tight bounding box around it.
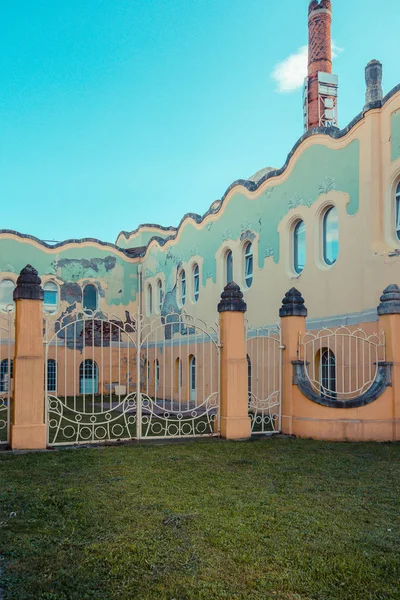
[0,239,138,306]
[142,140,360,292]
[392,109,400,162]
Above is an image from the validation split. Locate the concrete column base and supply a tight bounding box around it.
[11,424,47,450]
[220,416,251,441]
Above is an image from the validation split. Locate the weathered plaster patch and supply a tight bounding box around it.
[0,240,138,307]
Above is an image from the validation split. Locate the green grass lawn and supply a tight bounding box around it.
[0,438,399,600]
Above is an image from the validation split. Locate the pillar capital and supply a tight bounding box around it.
[13,265,44,301]
[279,288,308,318]
[377,284,400,316]
[218,282,247,313]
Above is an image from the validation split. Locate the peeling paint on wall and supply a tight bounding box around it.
[0,240,139,307]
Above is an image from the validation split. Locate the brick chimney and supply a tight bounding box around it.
[303,0,338,131]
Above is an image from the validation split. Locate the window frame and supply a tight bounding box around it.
[320,349,336,397]
[157,279,163,313]
[322,206,339,266]
[179,270,186,306]
[79,359,98,394]
[47,359,57,393]
[155,359,160,391]
[147,283,153,315]
[0,359,13,392]
[193,264,200,303]
[43,281,59,313]
[82,284,98,312]
[244,241,253,288]
[0,279,15,313]
[225,249,233,285]
[189,355,196,391]
[395,181,400,241]
[293,220,306,275]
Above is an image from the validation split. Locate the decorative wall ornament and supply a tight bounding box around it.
[264,246,274,258]
[222,228,233,242]
[318,175,336,195]
[240,218,252,233]
[288,193,303,210]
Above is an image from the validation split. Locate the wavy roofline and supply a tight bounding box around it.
[133,83,400,256]
[0,229,139,259]
[117,223,177,243]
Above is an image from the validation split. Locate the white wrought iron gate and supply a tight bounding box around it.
[246,324,282,434]
[0,310,13,447]
[45,309,220,446]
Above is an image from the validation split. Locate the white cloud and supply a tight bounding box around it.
[271,43,343,93]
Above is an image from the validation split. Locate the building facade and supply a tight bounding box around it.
[1,0,400,445]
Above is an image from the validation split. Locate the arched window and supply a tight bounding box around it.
[0,280,15,312]
[225,250,233,285]
[193,264,200,303]
[43,282,59,313]
[323,206,339,265]
[157,279,163,313]
[396,182,400,240]
[79,359,98,394]
[244,242,253,288]
[180,270,186,306]
[155,359,160,391]
[147,284,153,315]
[83,284,97,312]
[0,359,13,392]
[175,358,182,392]
[247,355,252,398]
[47,359,57,392]
[189,355,196,401]
[293,220,306,275]
[320,349,336,396]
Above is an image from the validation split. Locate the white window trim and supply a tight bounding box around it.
[156,279,163,313]
[244,242,253,289]
[193,264,200,303]
[395,182,400,238]
[293,219,306,275]
[43,281,60,314]
[179,269,186,306]
[147,283,153,316]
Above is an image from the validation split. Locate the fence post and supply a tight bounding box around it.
[279,288,307,436]
[377,284,400,440]
[218,282,251,440]
[10,265,46,450]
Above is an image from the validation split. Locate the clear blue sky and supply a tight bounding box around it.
[0,0,398,244]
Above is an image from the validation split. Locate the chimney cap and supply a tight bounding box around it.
[309,0,332,15]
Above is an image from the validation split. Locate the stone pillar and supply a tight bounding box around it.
[279,288,308,435]
[218,282,251,440]
[11,265,46,450]
[377,285,400,440]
